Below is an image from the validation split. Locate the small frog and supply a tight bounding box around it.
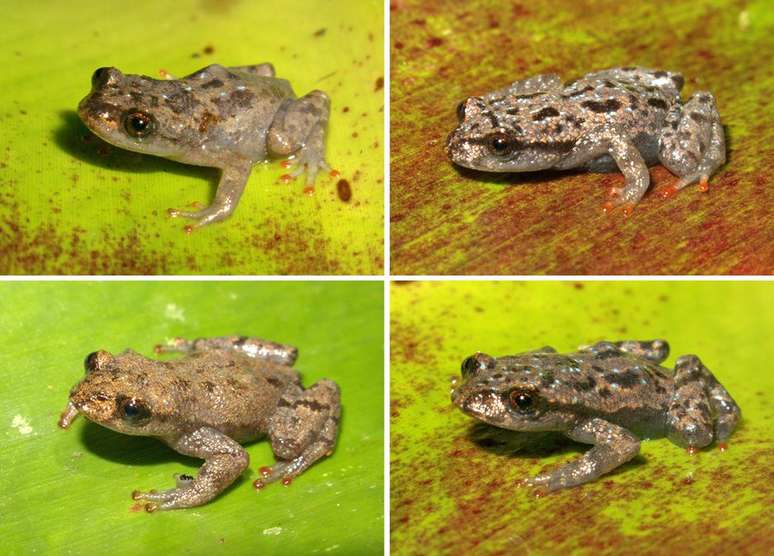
[446,67,726,211]
[78,64,331,229]
[59,336,340,511]
[451,340,740,491]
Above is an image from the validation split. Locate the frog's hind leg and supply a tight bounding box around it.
[155,335,298,366]
[658,92,726,195]
[229,63,276,77]
[267,90,331,184]
[262,380,340,485]
[613,340,669,364]
[666,354,741,450]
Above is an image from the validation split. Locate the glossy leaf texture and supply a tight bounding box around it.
[391,281,773,555]
[0,281,383,554]
[0,0,384,274]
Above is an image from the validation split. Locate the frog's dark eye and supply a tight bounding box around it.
[461,356,480,378]
[84,351,99,373]
[118,397,151,426]
[456,101,466,122]
[488,133,514,155]
[508,389,535,412]
[123,111,155,138]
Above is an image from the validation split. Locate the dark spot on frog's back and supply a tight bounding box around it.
[671,74,685,90]
[576,376,596,391]
[227,377,246,391]
[564,85,594,98]
[201,79,224,89]
[653,70,667,78]
[597,387,613,398]
[532,106,560,121]
[164,90,195,114]
[295,399,328,412]
[647,98,669,110]
[201,381,216,393]
[540,371,555,387]
[580,99,622,113]
[690,112,707,123]
[605,370,640,389]
[266,376,285,388]
[230,89,255,108]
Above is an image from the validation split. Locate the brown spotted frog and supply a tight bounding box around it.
[78,64,331,229]
[59,336,341,511]
[447,67,726,212]
[451,340,740,491]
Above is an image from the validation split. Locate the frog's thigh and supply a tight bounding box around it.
[135,427,249,510]
[667,355,741,447]
[267,91,331,157]
[156,336,298,366]
[228,63,275,77]
[528,418,640,491]
[614,340,669,363]
[269,380,340,461]
[659,92,725,189]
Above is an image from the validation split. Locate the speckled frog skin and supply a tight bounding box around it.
[59,336,340,511]
[447,67,726,210]
[451,340,740,491]
[78,64,330,229]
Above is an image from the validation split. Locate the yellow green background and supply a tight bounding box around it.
[391,281,773,555]
[0,0,384,275]
[0,281,383,555]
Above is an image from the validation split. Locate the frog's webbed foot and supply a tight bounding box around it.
[666,354,741,450]
[659,91,725,195]
[155,335,298,366]
[259,380,340,487]
[132,428,249,511]
[168,163,252,230]
[267,91,331,185]
[521,418,640,492]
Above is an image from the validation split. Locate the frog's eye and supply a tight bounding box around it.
[508,389,535,412]
[123,111,155,138]
[461,356,480,378]
[456,101,466,122]
[487,132,516,156]
[460,353,495,378]
[118,397,151,426]
[84,351,100,373]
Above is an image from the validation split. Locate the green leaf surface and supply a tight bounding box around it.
[390,0,774,274]
[0,0,384,275]
[391,281,773,555]
[0,281,383,555]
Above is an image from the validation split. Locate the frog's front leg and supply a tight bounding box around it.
[564,128,651,209]
[267,91,331,184]
[155,335,297,365]
[168,161,253,229]
[666,354,741,450]
[132,427,249,511]
[522,418,640,491]
[260,380,340,485]
[658,92,725,194]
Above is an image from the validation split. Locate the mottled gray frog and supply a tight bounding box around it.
[78,64,331,229]
[59,335,340,511]
[447,67,726,212]
[451,340,740,491]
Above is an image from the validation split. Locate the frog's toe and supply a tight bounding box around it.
[674,173,710,191]
[289,157,331,185]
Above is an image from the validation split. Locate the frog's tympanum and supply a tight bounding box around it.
[59,336,340,511]
[78,64,330,229]
[451,340,740,491]
[447,67,726,211]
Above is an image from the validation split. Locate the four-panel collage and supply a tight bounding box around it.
[2,1,771,555]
